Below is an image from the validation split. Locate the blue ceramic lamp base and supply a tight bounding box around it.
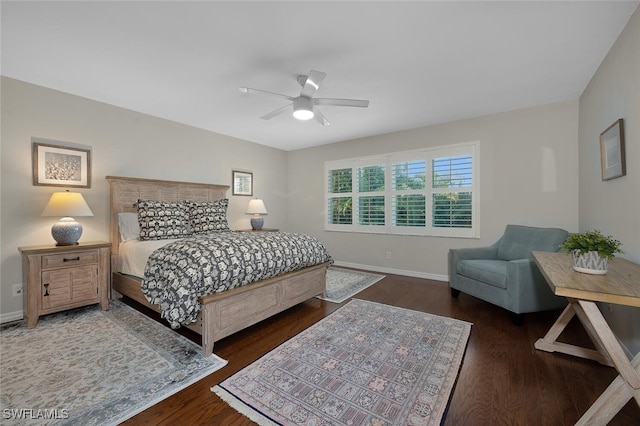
[51,217,83,246]
[250,216,264,231]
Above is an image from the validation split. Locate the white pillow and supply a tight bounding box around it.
[118,212,140,242]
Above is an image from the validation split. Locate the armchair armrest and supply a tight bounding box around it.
[506,258,539,291]
[449,245,499,262]
[505,258,563,313]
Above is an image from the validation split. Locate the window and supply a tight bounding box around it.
[392,158,426,230]
[327,168,352,225]
[432,155,473,230]
[325,142,478,238]
[357,164,385,226]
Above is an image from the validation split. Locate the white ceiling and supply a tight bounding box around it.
[2,1,638,151]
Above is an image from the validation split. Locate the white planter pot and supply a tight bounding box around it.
[571,250,608,275]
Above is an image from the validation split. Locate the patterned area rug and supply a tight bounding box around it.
[213,299,472,425]
[318,267,385,303]
[0,300,227,426]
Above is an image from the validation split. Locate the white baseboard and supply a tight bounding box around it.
[332,261,449,283]
[1,310,23,324]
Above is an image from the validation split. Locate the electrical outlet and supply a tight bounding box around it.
[12,284,23,296]
[385,251,392,260]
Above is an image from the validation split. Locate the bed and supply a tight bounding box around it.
[106,175,331,356]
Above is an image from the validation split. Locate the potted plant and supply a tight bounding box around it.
[559,230,624,275]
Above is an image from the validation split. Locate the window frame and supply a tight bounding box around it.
[324,141,479,238]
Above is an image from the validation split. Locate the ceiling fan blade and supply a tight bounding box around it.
[239,87,295,102]
[300,70,326,98]
[260,104,292,120]
[315,98,369,108]
[314,109,331,126]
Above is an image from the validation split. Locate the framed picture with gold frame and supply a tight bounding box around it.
[32,140,91,188]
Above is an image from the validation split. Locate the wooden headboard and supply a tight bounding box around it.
[105,176,229,261]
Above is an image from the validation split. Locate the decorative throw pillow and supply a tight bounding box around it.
[137,199,191,240]
[184,199,231,234]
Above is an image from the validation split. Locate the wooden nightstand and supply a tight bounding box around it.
[18,241,111,328]
[236,228,280,232]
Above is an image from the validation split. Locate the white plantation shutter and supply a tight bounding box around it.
[432,191,472,228]
[325,142,478,237]
[356,164,385,227]
[327,167,353,226]
[357,196,385,225]
[391,158,427,233]
[432,156,473,188]
[427,145,477,237]
[432,155,473,228]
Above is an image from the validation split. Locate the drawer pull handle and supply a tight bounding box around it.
[63,257,80,262]
[43,283,50,296]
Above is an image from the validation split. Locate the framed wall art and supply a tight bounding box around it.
[600,119,626,181]
[232,170,253,196]
[32,140,91,188]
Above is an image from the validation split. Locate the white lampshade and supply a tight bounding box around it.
[246,199,268,215]
[42,191,94,245]
[42,191,94,217]
[293,97,314,120]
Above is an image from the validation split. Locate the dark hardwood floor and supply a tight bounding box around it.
[121,273,639,425]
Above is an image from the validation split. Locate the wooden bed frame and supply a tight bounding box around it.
[106,176,327,356]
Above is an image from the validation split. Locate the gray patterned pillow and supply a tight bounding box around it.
[137,199,191,241]
[184,199,231,234]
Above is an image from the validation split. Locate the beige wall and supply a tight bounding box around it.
[0,77,289,319]
[288,100,580,279]
[578,6,640,354]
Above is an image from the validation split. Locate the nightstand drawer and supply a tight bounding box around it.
[41,250,99,269]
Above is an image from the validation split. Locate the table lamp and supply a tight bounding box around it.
[41,190,94,245]
[246,199,268,230]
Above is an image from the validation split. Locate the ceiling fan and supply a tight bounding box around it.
[239,70,369,126]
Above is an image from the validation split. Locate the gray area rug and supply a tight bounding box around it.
[0,300,227,426]
[318,267,385,303]
[213,299,472,425]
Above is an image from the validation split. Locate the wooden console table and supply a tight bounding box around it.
[532,251,640,425]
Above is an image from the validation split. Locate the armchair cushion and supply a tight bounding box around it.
[457,260,508,289]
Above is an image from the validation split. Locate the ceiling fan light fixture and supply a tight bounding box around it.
[241,70,368,125]
[292,97,314,120]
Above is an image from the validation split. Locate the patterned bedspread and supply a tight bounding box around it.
[142,232,332,328]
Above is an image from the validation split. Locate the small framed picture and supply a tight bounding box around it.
[232,170,253,196]
[32,140,91,188]
[600,119,626,181]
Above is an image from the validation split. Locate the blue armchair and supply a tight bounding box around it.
[448,224,569,322]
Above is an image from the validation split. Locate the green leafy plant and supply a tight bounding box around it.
[560,230,624,261]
